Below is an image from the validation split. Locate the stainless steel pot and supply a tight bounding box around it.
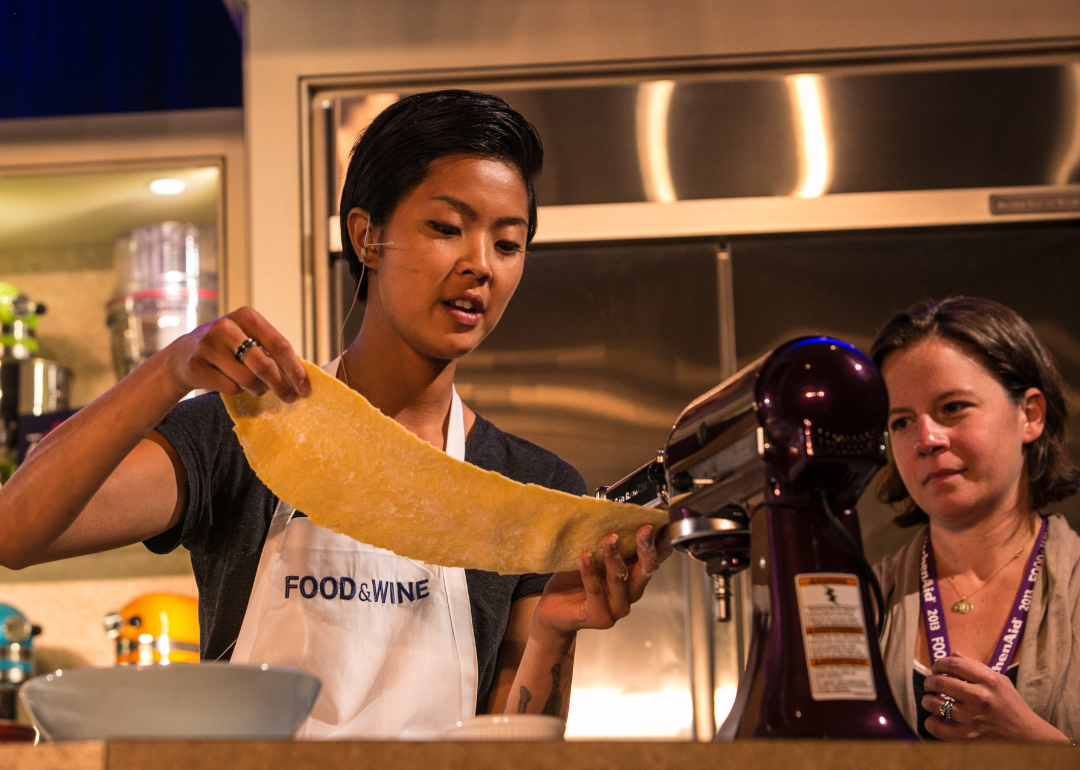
[0,358,71,468]
[106,289,218,379]
[0,358,69,417]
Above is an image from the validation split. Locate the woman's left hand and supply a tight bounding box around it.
[532,524,673,642]
[496,524,672,718]
[921,653,1070,742]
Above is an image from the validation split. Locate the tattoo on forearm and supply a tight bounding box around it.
[541,663,562,716]
[541,650,576,718]
[516,686,532,714]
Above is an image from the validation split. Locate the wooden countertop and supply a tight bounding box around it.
[2,739,1077,770]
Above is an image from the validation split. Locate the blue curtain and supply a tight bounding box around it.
[0,0,242,118]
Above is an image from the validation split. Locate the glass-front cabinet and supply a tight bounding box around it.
[0,110,245,583]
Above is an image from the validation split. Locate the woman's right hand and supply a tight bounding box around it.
[921,653,1071,742]
[164,307,310,403]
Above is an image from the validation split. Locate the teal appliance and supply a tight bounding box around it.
[0,603,41,721]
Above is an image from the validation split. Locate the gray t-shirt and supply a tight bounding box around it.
[147,393,586,713]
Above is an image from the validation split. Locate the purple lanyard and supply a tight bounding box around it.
[920,517,1047,673]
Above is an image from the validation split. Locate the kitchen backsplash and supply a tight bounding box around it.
[0,574,198,671]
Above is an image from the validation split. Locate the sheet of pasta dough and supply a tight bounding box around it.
[222,362,668,574]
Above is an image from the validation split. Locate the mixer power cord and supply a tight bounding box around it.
[817,491,887,640]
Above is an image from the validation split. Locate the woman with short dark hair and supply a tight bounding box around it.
[871,296,1080,743]
[0,90,668,737]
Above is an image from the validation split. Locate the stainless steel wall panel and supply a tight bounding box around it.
[507,64,1080,204]
[330,59,1080,210]
[313,56,1080,742]
[728,222,1080,563]
[452,241,728,739]
[456,241,725,492]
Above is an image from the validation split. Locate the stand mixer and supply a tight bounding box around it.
[598,336,915,740]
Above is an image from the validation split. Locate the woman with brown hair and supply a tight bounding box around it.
[871,296,1080,742]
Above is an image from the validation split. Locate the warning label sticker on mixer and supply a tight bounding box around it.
[794,573,876,701]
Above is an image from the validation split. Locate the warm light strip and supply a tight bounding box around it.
[32,360,44,416]
[453,382,674,429]
[1054,63,1080,185]
[714,684,738,727]
[787,74,832,199]
[636,80,678,203]
[565,687,693,739]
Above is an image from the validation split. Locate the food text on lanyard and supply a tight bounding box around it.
[919,517,1047,674]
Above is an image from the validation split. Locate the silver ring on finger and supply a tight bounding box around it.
[234,337,260,363]
[937,699,953,723]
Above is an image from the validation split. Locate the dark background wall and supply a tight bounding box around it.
[0,0,242,119]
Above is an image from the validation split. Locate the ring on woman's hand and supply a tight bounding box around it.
[234,337,260,362]
[937,699,953,722]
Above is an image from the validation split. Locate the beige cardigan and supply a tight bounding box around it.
[874,514,1080,739]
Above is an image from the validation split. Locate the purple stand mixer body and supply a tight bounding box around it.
[656,337,915,740]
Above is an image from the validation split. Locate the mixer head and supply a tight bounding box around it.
[658,337,888,619]
[754,337,888,505]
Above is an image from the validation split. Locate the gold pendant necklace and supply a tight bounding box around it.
[951,596,974,614]
[945,542,1026,614]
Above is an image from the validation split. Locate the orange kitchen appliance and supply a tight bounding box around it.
[104,593,200,665]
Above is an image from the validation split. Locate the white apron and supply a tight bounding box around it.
[231,361,478,739]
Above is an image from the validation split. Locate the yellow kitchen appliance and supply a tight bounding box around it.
[104,593,200,665]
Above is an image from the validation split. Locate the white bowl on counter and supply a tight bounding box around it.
[20,662,320,741]
[444,714,565,741]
